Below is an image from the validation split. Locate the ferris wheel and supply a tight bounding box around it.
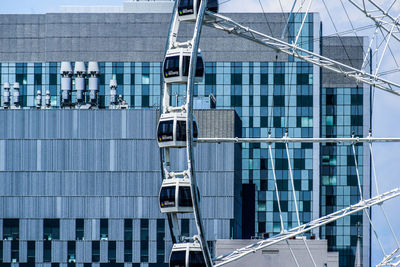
[156,0,400,266]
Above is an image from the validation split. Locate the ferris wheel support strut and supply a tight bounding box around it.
[213,188,400,266]
[203,11,400,96]
[346,0,400,44]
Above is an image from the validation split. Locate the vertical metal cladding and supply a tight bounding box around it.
[0,109,239,264]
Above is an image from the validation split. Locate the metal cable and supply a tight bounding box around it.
[285,135,317,267]
[269,136,300,266]
[351,141,387,256]
[321,0,356,68]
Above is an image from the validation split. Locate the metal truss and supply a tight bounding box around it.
[213,188,400,266]
[197,137,400,144]
[346,0,400,44]
[203,11,400,96]
[377,248,400,267]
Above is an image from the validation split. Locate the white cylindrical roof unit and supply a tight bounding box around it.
[60,62,73,76]
[75,62,86,104]
[110,79,118,105]
[13,82,20,106]
[61,62,73,107]
[109,79,118,89]
[36,90,42,108]
[74,62,86,76]
[88,62,100,105]
[88,62,100,76]
[3,82,10,107]
[45,90,51,107]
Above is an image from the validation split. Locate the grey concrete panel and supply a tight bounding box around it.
[19,241,27,263]
[52,241,66,263]
[0,12,318,62]
[3,240,11,262]
[100,241,107,262]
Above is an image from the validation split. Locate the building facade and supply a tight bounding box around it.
[0,9,371,267]
[0,109,241,266]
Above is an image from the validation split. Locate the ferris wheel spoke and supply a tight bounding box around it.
[204,11,400,96]
[213,188,400,266]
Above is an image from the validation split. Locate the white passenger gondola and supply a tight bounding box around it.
[163,47,204,84]
[178,0,218,21]
[157,112,198,148]
[159,178,193,213]
[169,242,206,267]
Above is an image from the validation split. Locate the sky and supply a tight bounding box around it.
[2,0,400,265]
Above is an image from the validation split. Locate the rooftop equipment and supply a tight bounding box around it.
[178,0,218,21]
[169,242,206,267]
[60,62,73,107]
[35,90,42,109]
[163,47,204,84]
[45,90,51,108]
[110,79,118,107]
[157,112,198,148]
[74,62,87,106]
[12,82,20,108]
[3,82,10,109]
[88,62,100,106]
[159,177,193,213]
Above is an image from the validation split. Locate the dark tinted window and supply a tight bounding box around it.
[3,219,19,240]
[124,241,132,262]
[176,121,187,141]
[170,251,186,267]
[44,219,59,240]
[43,241,51,262]
[27,241,35,263]
[100,219,108,240]
[193,121,198,139]
[11,240,18,262]
[196,56,204,77]
[108,241,116,263]
[76,219,84,240]
[68,241,76,263]
[207,0,219,12]
[92,241,100,262]
[179,187,193,207]
[160,186,176,208]
[178,0,195,15]
[189,251,206,267]
[124,219,133,241]
[158,121,174,142]
[140,219,149,262]
[164,56,180,78]
[156,219,165,263]
[181,219,190,237]
[182,56,204,78]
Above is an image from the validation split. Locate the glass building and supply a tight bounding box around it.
[0,10,370,267]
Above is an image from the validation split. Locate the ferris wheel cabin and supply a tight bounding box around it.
[157,112,198,148]
[169,243,206,267]
[159,178,193,213]
[178,0,219,21]
[163,48,204,84]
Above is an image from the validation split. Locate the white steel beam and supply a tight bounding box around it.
[203,12,400,96]
[377,248,400,267]
[197,137,400,144]
[346,0,400,44]
[213,188,400,266]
